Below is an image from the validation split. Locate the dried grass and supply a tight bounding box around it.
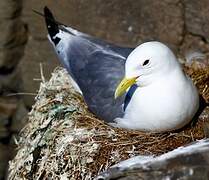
[184,62,209,103]
[8,59,209,179]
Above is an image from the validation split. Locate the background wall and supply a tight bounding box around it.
[0,0,209,179]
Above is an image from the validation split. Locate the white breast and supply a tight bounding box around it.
[114,71,199,132]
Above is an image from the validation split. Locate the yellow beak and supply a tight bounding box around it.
[114,77,138,99]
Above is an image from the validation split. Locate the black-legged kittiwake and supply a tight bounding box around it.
[43,7,199,132]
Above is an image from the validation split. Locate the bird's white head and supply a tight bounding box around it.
[115,41,180,98]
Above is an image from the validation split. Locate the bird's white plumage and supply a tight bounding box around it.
[113,42,199,132]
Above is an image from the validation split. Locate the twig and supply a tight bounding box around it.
[40,63,46,83]
[6,92,37,96]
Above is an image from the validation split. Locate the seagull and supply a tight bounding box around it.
[43,7,199,132]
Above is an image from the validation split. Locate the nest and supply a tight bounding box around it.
[8,59,209,179]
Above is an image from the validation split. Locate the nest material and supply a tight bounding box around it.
[8,60,209,179]
[184,61,209,103]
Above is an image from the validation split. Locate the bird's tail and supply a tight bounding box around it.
[43,6,61,45]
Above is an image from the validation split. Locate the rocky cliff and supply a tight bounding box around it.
[0,0,209,179]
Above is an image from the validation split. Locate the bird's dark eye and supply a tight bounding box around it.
[142,59,150,66]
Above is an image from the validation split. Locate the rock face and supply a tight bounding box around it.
[19,0,209,107]
[96,139,209,180]
[1,0,209,179]
[0,0,27,71]
[19,0,209,106]
[19,0,183,107]
[184,0,209,43]
[0,0,28,179]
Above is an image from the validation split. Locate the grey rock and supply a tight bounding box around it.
[180,34,209,55]
[44,0,184,49]
[10,100,28,133]
[0,97,19,140]
[0,0,22,19]
[0,97,17,128]
[0,66,23,93]
[97,139,209,180]
[19,39,59,107]
[23,0,184,47]
[184,0,209,43]
[0,0,27,71]
[0,143,13,180]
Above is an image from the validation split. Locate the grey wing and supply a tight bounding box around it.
[63,26,133,58]
[43,6,132,121]
[63,37,126,121]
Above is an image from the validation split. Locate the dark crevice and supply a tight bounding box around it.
[187,31,208,43]
[0,66,16,75]
[0,134,12,145]
[3,5,22,20]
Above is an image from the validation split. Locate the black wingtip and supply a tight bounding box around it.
[44,6,60,45]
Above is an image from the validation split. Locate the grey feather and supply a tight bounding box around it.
[44,7,134,122]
